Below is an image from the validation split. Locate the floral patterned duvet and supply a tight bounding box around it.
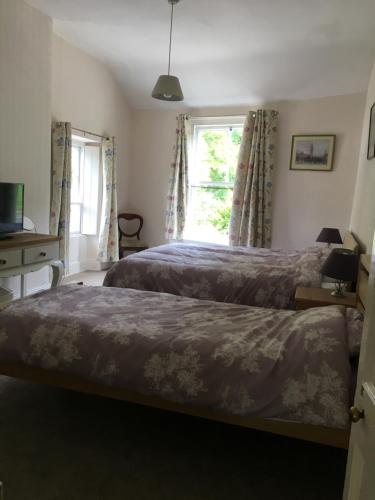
[0,285,361,429]
[103,243,329,309]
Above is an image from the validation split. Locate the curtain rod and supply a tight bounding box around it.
[72,127,110,140]
[186,114,248,120]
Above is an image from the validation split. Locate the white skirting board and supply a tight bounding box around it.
[67,260,109,276]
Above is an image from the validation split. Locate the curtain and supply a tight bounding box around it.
[229,110,278,248]
[50,122,72,264]
[165,114,189,240]
[98,137,119,263]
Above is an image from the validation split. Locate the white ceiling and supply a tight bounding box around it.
[26,0,375,109]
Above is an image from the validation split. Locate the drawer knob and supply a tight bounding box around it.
[39,251,47,257]
[0,259,7,265]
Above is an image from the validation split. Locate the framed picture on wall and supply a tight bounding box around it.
[367,103,375,160]
[290,135,336,171]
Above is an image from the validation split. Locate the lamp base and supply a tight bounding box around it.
[331,281,345,297]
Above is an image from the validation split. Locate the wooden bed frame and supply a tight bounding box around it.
[0,231,368,450]
[0,361,350,449]
[343,231,360,253]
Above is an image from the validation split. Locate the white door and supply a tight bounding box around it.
[343,236,375,499]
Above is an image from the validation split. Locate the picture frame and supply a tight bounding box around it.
[367,103,375,160]
[290,135,336,171]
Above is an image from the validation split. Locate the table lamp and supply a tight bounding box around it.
[316,227,343,247]
[321,248,358,297]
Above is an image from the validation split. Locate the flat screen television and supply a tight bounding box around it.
[0,182,24,237]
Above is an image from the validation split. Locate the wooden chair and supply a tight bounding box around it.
[118,213,148,258]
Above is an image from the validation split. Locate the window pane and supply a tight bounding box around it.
[185,186,233,245]
[193,127,243,186]
[70,203,81,233]
[195,129,227,184]
[71,146,81,203]
[185,123,243,244]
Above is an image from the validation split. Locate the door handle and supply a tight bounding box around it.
[349,406,365,423]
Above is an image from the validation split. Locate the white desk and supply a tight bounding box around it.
[0,233,63,298]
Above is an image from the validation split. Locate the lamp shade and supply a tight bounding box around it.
[316,227,343,245]
[152,75,184,101]
[321,248,358,282]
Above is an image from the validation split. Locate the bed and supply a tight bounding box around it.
[103,232,359,309]
[0,282,364,449]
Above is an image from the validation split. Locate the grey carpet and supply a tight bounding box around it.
[0,376,346,500]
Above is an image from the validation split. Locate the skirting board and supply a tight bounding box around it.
[67,260,109,275]
[0,361,350,450]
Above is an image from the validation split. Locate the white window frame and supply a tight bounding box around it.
[70,135,101,237]
[70,142,85,235]
[184,115,245,244]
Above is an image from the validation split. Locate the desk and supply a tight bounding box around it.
[0,233,63,298]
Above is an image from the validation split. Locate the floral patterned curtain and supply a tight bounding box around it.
[229,110,278,248]
[98,137,119,263]
[165,114,189,240]
[50,122,72,264]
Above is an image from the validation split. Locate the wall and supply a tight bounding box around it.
[350,62,375,252]
[271,94,365,249]
[0,0,52,294]
[0,0,132,293]
[127,110,180,248]
[52,34,131,272]
[128,93,365,249]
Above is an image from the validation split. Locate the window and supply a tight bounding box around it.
[70,137,101,235]
[70,144,84,234]
[184,117,244,244]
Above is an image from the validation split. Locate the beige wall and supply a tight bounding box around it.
[52,34,131,212]
[127,109,179,247]
[128,93,365,249]
[0,0,51,232]
[0,0,52,294]
[52,35,131,272]
[0,1,132,291]
[350,62,375,252]
[271,93,365,249]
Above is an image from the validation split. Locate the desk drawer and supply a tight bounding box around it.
[0,249,22,270]
[23,242,59,265]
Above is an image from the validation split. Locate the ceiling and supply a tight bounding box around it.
[26,0,375,109]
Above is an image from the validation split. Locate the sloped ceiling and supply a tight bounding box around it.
[26,0,375,109]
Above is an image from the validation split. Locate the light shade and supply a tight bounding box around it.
[152,75,184,101]
[316,227,343,245]
[321,248,358,282]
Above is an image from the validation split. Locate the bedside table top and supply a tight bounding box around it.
[295,286,357,307]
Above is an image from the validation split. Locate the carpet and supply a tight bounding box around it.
[0,376,347,500]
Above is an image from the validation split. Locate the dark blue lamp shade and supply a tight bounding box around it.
[321,248,358,282]
[316,227,343,245]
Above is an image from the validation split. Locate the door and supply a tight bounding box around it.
[343,235,375,499]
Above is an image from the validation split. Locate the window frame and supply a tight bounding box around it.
[70,136,102,237]
[70,142,85,235]
[183,116,245,244]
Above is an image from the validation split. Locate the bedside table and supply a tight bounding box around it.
[295,286,357,311]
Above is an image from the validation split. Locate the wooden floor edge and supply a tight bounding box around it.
[0,361,350,449]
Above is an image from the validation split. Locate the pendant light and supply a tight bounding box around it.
[152,0,184,102]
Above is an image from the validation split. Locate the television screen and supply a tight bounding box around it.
[0,182,24,235]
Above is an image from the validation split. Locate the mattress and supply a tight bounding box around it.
[0,284,361,429]
[104,243,330,309]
